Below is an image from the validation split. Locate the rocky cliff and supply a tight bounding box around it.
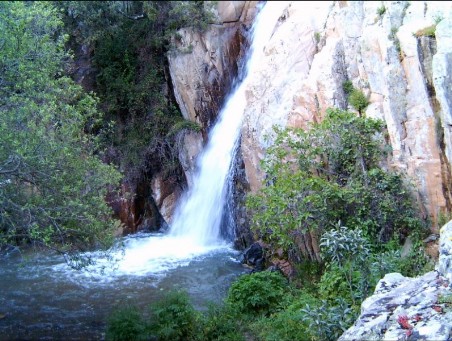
[168,1,452,249]
[237,0,452,234]
[339,220,452,340]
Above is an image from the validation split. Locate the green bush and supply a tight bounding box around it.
[415,25,436,38]
[201,303,245,341]
[342,80,354,95]
[0,1,122,259]
[247,109,423,257]
[377,5,386,16]
[106,305,146,341]
[300,298,355,341]
[147,290,201,341]
[167,119,202,137]
[226,271,288,316]
[349,89,369,114]
[250,291,318,341]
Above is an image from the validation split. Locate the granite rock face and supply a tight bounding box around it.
[168,1,257,130]
[439,220,452,284]
[339,220,452,341]
[240,1,452,231]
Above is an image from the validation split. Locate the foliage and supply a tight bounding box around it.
[54,1,214,184]
[399,241,435,277]
[348,88,369,114]
[0,1,122,260]
[250,291,318,341]
[369,249,402,281]
[291,260,324,289]
[415,25,436,38]
[247,109,424,257]
[437,292,452,305]
[438,210,452,227]
[320,224,370,267]
[167,119,202,137]
[106,305,146,341]
[342,81,369,114]
[147,289,201,341]
[342,80,354,95]
[300,298,355,341]
[320,225,372,306]
[377,5,386,17]
[201,303,245,341]
[313,31,321,44]
[226,270,288,316]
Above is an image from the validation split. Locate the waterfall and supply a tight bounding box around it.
[64,1,291,278]
[169,1,290,246]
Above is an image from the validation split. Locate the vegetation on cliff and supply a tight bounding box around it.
[55,1,213,184]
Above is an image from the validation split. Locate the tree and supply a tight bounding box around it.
[246,109,424,258]
[0,1,122,264]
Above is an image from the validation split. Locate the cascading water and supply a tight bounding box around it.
[0,3,292,339]
[80,0,292,277]
[87,1,293,277]
[169,0,290,246]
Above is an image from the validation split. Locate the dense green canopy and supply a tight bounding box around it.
[0,1,122,261]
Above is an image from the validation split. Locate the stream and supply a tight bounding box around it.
[0,233,247,340]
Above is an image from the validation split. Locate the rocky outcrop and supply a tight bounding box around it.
[168,1,257,132]
[339,271,452,341]
[150,173,181,226]
[107,182,164,234]
[176,130,204,189]
[240,242,264,270]
[240,1,452,234]
[339,220,452,340]
[439,220,452,284]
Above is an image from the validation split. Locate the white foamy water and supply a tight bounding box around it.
[51,233,235,283]
[54,2,291,279]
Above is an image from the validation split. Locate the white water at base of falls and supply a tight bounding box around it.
[55,1,291,279]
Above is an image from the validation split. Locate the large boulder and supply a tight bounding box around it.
[339,220,452,340]
[439,220,452,283]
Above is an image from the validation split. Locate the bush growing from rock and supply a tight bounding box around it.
[349,88,369,115]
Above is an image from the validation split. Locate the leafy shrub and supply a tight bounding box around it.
[0,1,122,259]
[415,25,436,38]
[147,290,201,341]
[369,249,402,283]
[320,225,370,266]
[400,243,435,277]
[320,225,372,305]
[226,270,288,316]
[342,81,369,114]
[247,109,423,258]
[300,298,356,341]
[319,262,363,306]
[377,5,386,16]
[349,89,369,115]
[167,119,202,137]
[250,291,318,341]
[201,303,245,341]
[342,80,354,95]
[106,305,146,341]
